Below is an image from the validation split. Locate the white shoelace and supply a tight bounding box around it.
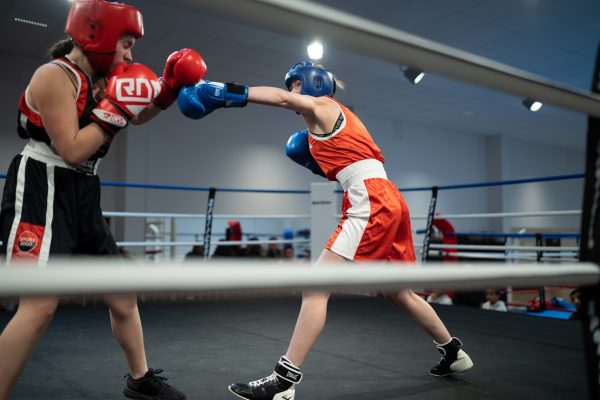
[249,373,277,388]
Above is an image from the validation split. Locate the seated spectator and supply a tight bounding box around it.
[569,289,582,320]
[282,246,294,260]
[302,249,311,262]
[481,288,507,312]
[212,239,235,258]
[184,244,205,261]
[244,236,263,258]
[266,236,282,258]
[427,289,453,305]
[211,223,244,258]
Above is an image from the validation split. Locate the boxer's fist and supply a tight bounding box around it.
[153,48,207,109]
[91,62,160,136]
[285,129,326,178]
[177,80,248,120]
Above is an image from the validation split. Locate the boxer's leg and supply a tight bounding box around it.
[228,249,341,400]
[383,282,473,376]
[228,356,302,400]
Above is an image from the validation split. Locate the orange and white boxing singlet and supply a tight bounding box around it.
[309,97,415,262]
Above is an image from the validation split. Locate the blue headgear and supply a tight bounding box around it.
[284,61,336,97]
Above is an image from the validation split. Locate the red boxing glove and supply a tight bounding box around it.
[153,48,207,109]
[91,62,160,136]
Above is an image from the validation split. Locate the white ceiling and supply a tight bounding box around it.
[2,0,599,150]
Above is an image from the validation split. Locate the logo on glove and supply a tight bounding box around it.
[116,78,161,103]
[92,109,128,128]
[286,372,299,381]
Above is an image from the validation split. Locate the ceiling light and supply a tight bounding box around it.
[522,98,542,112]
[399,64,425,84]
[307,41,323,60]
[14,17,47,28]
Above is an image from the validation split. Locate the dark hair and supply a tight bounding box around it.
[49,38,74,60]
[570,289,581,298]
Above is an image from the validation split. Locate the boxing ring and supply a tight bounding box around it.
[2,0,600,398]
[0,170,595,399]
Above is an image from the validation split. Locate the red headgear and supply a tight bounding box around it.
[65,0,144,74]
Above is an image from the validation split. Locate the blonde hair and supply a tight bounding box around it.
[334,77,346,92]
[316,64,345,94]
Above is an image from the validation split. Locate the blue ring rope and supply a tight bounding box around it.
[399,173,585,192]
[1,173,584,194]
[100,181,309,194]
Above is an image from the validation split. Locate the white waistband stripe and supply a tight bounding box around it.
[336,159,387,191]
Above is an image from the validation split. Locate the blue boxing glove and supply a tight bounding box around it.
[177,80,248,120]
[285,129,326,178]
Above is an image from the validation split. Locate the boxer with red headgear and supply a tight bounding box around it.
[65,0,145,74]
[0,1,204,399]
[178,62,473,400]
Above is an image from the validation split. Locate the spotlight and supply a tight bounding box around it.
[399,65,425,84]
[522,98,543,112]
[307,41,323,60]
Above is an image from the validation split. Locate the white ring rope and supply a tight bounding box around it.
[411,210,581,220]
[118,239,311,247]
[104,211,309,220]
[103,208,577,223]
[0,261,596,297]
[428,244,579,252]
[421,251,577,262]
[188,0,600,117]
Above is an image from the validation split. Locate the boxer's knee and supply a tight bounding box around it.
[105,294,138,321]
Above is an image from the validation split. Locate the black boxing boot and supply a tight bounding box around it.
[124,368,186,400]
[228,355,302,400]
[429,337,473,377]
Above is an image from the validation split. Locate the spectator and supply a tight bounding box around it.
[569,289,582,320]
[302,249,311,262]
[184,244,204,261]
[212,239,235,258]
[427,289,453,306]
[266,236,282,258]
[225,221,243,257]
[481,288,507,312]
[282,247,295,260]
[244,236,263,258]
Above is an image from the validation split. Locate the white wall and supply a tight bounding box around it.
[0,51,587,251]
[499,136,584,233]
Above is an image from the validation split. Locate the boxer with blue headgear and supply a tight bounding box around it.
[178,63,473,399]
[284,60,336,97]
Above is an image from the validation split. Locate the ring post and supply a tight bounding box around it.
[170,217,177,260]
[578,41,600,400]
[421,186,439,263]
[203,187,217,260]
[535,233,546,311]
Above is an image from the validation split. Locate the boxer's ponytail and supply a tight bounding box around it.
[49,37,74,60]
